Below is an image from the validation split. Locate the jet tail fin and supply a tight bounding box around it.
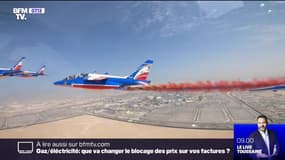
[38,65,46,75]
[12,57,25,71]
[127,59,153,80]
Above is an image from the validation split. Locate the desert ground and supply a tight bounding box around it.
[0,90,284,138]
[0,115,232,138]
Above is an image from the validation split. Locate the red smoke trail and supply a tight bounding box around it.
[129,78,285,92]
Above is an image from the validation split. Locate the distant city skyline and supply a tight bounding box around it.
[0,1,285,101]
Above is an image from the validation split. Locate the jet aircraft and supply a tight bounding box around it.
[54,59,153,89]
[0,57,25,78]
[14,65,47,78]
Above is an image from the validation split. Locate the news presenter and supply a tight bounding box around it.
[250,115,279,160]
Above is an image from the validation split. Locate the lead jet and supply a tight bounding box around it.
[0,57,25,78]
[54,59,153,89]
[14,65,47,77]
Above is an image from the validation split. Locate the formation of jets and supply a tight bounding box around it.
[0,57,46,78]
[1,57,285,92]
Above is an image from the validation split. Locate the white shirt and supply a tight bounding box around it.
[259,129,270,156]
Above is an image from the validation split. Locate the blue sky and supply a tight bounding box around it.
[0,1,285,101]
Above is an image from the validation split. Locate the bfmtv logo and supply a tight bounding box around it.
[13,8,28,21]
[13,8,45,21]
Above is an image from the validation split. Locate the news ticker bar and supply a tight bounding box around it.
[0,139,233,160]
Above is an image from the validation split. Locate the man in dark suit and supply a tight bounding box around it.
[250,115,279,160]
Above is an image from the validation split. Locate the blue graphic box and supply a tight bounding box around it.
[234,124,285,160]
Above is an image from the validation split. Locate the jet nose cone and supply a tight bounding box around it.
[54,80,64,86]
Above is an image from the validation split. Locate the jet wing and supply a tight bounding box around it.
[250,85,285,92]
